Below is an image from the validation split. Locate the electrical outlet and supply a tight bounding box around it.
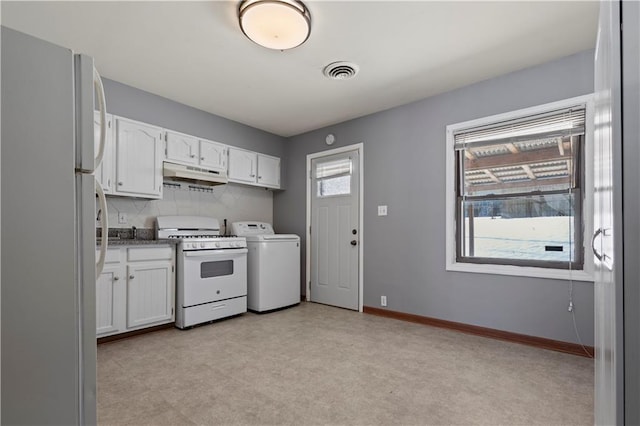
[378,205,388,216]
[381,295,387,307]
[118,212,128,225]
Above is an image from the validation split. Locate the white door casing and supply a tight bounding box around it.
[307,144,363,312]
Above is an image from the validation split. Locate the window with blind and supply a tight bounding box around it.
[315,157,352,197]
[450,102,588,271]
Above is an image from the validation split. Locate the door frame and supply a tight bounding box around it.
[306,143,364,312]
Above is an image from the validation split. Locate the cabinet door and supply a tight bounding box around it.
[114,117,163,198]
[96,263,126,337]
[94,112,114,194]
[126,261,174,329]
[257,154,280,188]
[228,147,257,184]
[199,139,227,171]
[165,130,199,166]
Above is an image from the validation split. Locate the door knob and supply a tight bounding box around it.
[350,240,357,246]
[352,229,357,235]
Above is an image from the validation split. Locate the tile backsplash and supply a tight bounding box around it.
[100,183,273,233]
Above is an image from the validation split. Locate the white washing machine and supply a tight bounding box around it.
[232,221,300,312]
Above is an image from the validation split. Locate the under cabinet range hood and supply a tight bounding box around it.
[163,161,228,186]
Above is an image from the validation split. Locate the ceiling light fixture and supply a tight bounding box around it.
[238,0,311,50]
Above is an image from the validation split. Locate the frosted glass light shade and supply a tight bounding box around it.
[239,0,311,50]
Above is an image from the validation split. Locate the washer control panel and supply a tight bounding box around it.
[232,221,274,236]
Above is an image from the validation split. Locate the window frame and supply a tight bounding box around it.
[445,95,595,281]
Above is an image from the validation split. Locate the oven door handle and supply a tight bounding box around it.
[183,248,248,257]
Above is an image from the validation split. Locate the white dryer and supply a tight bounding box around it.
[231,221,300,312]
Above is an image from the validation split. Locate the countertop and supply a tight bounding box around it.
[96,227,178,246]
[97,238,178,247]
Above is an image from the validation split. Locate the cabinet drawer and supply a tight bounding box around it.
[127,246,172,262]
[96,248,122,264]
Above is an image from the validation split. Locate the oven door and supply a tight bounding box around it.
[182,248,247,307]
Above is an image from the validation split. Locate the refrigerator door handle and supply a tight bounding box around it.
[96,181,109,279]
[93,66,107,172]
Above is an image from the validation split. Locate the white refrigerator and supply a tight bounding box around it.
[1,27,109,424]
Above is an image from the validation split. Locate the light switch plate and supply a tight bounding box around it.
[118,212,128,224]
[378,205,388,216]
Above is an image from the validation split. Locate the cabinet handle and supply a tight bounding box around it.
[258,176,262,179]
[113,276,120,281]
[200,157,205,160]
[250,174,256,178]
[129,275,135,279]
[190,154,196,158]
[118,182,123,186]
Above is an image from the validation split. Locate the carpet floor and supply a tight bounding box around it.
[97,302,593,425]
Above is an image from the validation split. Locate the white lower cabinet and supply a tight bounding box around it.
[96,261,126,337]
[127,261,174,329]
[96,245,175,338]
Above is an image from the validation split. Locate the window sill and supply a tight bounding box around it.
[446,261,594,282]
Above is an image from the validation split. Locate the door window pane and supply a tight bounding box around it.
[317,175,351,197]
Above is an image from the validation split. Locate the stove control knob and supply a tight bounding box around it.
[200,242,205,248]
[191,243,197,249]
[215,242,221,248]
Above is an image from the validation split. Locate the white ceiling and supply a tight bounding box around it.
[2,1,598,137]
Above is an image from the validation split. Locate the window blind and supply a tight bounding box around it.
[315,158,352,179]
[454,106,586,149]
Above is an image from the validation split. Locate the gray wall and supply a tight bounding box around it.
[100,78,288,230]
[102,78,287,160]
[274,50,595,345]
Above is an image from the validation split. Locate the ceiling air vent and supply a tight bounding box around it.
[323,61,359,80]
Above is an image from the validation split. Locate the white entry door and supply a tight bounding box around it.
[310,149,360,310]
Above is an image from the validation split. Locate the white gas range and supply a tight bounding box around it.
[156,215,247,329]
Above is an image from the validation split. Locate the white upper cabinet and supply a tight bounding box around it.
[114,117,163,199]
[165,130,227,172]
[199,140,227,171]
[257,154,280,188]
[228,147,281,189]
[94,111,114,194]
[165,131,199,166]
[228,147,258,184]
